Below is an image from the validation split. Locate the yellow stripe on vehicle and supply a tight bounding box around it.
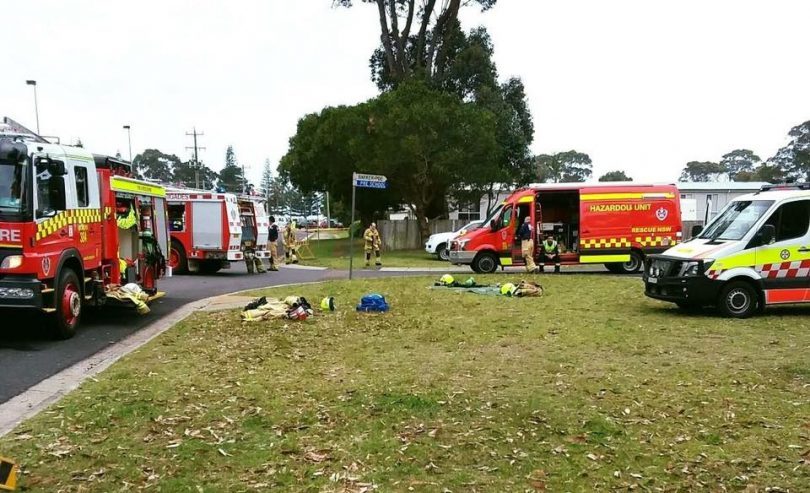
[500,257,513,266]
[0,243,21,248]
[580,192,675,201]
[580,254,631,263]
[110,176,166,198]
[518,196,534,203]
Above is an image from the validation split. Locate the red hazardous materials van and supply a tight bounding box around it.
[166,188,243,274]
[0,122,170,338]
[449,183,682,274]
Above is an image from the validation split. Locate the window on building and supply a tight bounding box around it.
[75,166,89,207]
[456,200,481,221]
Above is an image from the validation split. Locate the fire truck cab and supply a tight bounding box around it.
[449,183,682,274]
[0,120,169,338]
[166,188,243,274]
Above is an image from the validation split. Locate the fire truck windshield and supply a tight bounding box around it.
[698,200,774,241]
[0,160,29,219]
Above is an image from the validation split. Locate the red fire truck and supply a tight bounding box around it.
[449,183,682,274]
[0,121,170,338]
[166,188,243,274]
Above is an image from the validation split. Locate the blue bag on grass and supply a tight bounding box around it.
[356,293,389,312]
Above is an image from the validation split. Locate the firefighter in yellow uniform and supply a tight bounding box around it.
[283,221,299,264]
[363,222,382,267]
[517,216,538,273]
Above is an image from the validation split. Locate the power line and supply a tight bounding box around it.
[185,127,206,189]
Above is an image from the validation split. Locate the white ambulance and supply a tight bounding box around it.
[644,183,810,317]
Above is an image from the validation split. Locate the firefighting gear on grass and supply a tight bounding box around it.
[363,223,382,267]
[241,295,314,322]
[434,274,485,288]
[357,293,389,312]
[283,222,299,264]
[517,217,538,273]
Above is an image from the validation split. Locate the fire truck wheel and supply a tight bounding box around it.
[473,252,498,274]
[169,240,188,274]
[717,281,758,318]
[617,251,643,274]
[54,269,82,339]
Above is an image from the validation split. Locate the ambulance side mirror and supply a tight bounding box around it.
[756,224,775,246]
[690,224,703,237]
[490,218,499,231]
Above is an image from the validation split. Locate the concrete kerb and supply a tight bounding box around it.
[0,281,324,438]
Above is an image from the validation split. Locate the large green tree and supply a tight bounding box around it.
[770,120,810,181]
[335,0,497,90]
[720,149,761,180]
[173,160,218,189]
[280,81,499,238]
[679,161,726,182]
[133,149,179,183]
[599,170,632,182]
[535,151,593,183]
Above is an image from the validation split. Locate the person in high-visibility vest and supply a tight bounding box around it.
[363,222,382,267]
[283,221,299,264]
[517,216,538,273]
[540,233,561,273]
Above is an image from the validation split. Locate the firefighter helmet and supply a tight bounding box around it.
[320,296,335,311]
[439,274,455,286]
[500,283,516,296]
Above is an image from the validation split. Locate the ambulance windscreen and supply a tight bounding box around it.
[698,200,774,241]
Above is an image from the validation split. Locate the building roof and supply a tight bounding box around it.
[676,181,770,192]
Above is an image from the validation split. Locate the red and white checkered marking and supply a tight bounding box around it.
[706,259,810,280]
[757,259,810,279]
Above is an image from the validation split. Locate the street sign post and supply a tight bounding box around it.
[349,172,388,279]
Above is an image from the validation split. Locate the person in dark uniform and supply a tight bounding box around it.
[267,216,280,271]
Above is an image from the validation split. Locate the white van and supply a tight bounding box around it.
[644,183,810,317]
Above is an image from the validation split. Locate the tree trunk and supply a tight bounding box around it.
[413,206,430,243]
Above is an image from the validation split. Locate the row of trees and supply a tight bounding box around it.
[679,121,810,182]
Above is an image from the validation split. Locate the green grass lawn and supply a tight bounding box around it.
[2,275,809,491]
[303,238,440,269]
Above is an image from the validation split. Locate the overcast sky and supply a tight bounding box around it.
[3,0,809,185]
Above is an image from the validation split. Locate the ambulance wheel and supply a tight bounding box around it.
[436,243,449,261]
[473,252,498,274]
[53,269,81,339]
[169,240,188,274]
[617,251,643,274]
[718,281,758,318]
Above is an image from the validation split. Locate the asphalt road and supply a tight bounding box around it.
[0,265,353,404]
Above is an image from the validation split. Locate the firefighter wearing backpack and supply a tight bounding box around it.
[541,233,561,273]
[284,221,299,264]
[267,216,280,271]
[364,222,382,267]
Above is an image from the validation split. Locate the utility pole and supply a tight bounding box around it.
[185,127,206,189]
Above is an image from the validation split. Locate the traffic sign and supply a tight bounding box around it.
[353,173,388,189]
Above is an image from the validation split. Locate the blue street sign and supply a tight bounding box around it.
[355,180,388,189]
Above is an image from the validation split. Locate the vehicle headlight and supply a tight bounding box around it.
[0,255,23,270]
[680,259,714,277]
